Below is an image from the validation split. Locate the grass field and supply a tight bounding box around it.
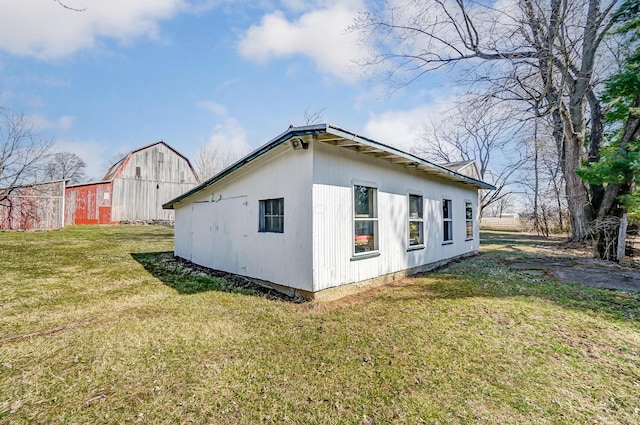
[1,226,639,424]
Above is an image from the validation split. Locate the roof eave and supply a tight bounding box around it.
[163,124,329,209]
[163,123,495,209]
[324,124,496,190]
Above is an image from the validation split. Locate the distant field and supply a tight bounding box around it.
[1,226,639,424]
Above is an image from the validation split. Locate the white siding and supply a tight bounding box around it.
[112,144,198,221]
[312,142,479,292]
[173,138,483,296]
[173,144,314,292]
[174,202,192,260]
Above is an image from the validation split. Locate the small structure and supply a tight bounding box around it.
[163,124,495,300]
[66,141,198,225]
[0,180,67,230]
[443,160,482,180]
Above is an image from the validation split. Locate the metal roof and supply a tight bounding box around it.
[443,160,477,171]
[101,141,197,182]
[163,123,496,209]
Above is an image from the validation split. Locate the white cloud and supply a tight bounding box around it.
[57,116,75,131]
[0,0,186,59]
[204,117,252,159]
[197,99,251,158]
[29,114,76,132]
[362,101,456,152]
[197,101,228,117]
[363,108,431,152]
[238,0,371,83]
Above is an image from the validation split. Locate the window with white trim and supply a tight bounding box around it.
[259,198,284,233]
[408,194,424,247]
[354,185,378,254]
[465,201,473,239]
[443,199,453,243]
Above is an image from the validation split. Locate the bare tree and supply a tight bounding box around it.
[194,142,235,181]
[414,99,527,214]
[352,0,621,242]
[0,109,54,226]
[522,113,568,235]
[0,110,53,192]
[44,151,87,184]
[303,107,326,125]
[101,152,127,177]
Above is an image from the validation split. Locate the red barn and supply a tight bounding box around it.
[0,180,67,230]
[66,141,198,225]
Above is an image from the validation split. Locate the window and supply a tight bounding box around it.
[465,201,473,240]
[179,170,185,183]
[408,194,424,247]
[443,199,453,243]
[259,198,284,233]
[158,152,164,163]
[135,166,141,179]
[354,185,378,254]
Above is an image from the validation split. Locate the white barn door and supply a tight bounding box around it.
[210,196,248,274]
[189,197,248,273]
[191,202,214,266]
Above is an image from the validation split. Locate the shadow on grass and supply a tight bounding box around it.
[131,251,252,295]
[131,252,304,302]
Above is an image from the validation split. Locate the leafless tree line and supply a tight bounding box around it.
[351,0,632,258]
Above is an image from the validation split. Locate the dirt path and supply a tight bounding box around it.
[508,258,640,292]
[479,232,640,293]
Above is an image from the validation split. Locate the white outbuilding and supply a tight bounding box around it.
[163,124,495,300]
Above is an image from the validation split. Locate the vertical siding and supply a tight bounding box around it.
[65,182,112,225]
[174,202,193,260]
[312,141,480,292]
[173,138,482,295]
[0,181,66,230]
[311,184,353,286]
[112,144,198,222]
[173,144,314,292]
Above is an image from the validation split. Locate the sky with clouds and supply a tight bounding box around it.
[0,0,460,180]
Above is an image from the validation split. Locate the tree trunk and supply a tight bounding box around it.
[533,119,541,234]
[557,0,607,242]
[563,130,592,241]
[587,89,606,211]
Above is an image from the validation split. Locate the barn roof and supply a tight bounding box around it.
[66,141,198,188]
[102,141,196,182]
[163,123,496,209]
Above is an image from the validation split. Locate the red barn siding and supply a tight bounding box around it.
[64,141,198,225]
[65,182,113,225]
[0,180,66,230]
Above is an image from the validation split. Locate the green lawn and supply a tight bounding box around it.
[1,226,639,424]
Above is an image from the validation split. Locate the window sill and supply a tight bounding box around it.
[465,238,474,241]
[351,251,380,261]
[442,241,454,245]
[407,245,425,252]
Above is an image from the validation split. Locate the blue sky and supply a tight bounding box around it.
[0,0,457,180]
